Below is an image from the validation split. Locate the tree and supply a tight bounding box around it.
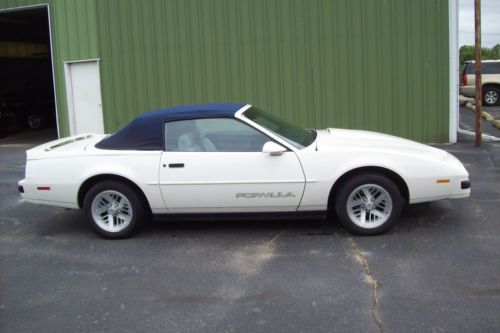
[459,45,475,66]
[491,44,500,59]
[459,44,500,67]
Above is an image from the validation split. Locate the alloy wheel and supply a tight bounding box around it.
[91,190,133,233]
[346,184,393,229]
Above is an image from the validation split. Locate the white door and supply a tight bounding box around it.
[159,118,305,213]
[65,60,104,135]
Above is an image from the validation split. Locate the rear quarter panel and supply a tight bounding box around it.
[23,151,164,211]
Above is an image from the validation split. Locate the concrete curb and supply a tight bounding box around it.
[460,94,500,133]
[459,95,475,105]
[482,111,494,121]
[464,101,476,112]
[465,104,495,122]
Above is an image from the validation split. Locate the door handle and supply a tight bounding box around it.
[168,163,184,168]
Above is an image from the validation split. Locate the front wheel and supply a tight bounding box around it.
[334,173,404,235]
[28,114,43,130]
[83,181,146,239]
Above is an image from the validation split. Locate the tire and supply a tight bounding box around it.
[83,180,146,239]
[334,173,404,235]
[28,114,43,130]
[483,86,500,106]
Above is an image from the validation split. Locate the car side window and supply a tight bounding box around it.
[165,118,270,152]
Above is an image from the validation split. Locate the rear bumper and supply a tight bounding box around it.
[459,86,475,97]
[18,178,79,209]
[18,179,27,196]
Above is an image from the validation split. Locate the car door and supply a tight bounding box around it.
[159,118,305,213]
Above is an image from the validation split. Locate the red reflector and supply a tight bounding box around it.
[37,186,51,190]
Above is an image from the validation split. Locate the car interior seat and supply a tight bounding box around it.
[178,129,217,152]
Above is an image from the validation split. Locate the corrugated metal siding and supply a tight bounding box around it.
[96,0,450,142]
[0,0,99,136]
[2,0,450,142]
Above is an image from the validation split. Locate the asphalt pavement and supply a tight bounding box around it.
[459,105,500,140]
[1,130,499,332]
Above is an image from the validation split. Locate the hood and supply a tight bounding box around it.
[316,128,449,159]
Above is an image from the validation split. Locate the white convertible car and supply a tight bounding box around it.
[18,104,470,238]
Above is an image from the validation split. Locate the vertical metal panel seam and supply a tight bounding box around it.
[137,1,149,109]
[195,0,207,101]
[275,0,284,115]
[158,0,168,105]
[101,0,116,130]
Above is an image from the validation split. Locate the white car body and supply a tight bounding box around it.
[19,104,470,217]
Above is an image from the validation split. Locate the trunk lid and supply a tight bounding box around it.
[26,134,106,160]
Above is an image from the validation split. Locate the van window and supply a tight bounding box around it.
[483,62,500,74]
[464,62,500,74]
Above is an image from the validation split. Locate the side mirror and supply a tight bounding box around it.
[262,141,287,156]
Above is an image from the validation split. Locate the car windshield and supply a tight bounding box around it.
[242,107,316,149]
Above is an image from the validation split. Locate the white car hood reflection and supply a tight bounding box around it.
[315,128,448,158]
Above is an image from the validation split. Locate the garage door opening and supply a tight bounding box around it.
[0,6,58,141]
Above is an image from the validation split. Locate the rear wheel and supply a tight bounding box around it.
[83,180,146,239]
[334,173,404,235]
[483,86,500,106]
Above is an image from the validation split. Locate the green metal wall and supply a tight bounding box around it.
[1,0,451,142]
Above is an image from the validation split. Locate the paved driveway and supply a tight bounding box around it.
[459,105,500,138]
[1,134,499,332]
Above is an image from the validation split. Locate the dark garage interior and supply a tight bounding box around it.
[0,7,57,138]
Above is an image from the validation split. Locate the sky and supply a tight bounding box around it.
[459,0,500,47]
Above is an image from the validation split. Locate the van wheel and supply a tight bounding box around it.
[334,173,403,235]
[483,86,500,106]
[83,181,146,239]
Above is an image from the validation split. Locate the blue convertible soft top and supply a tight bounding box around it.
[96,103,246,150]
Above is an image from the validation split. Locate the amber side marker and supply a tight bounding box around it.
[436,179,450,184]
